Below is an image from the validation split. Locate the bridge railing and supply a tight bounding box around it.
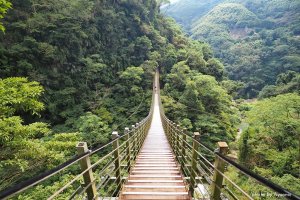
[0,81,156,200]
[156,70,300,200]
[0,118,152,200]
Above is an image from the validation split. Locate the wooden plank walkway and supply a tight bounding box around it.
[119,93,191,200]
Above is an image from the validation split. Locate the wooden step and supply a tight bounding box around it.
[125,185,185,189]
[125,185,186,192]
[122,195,190,199]
[134,164,177,167]
[137,156,174,158]
[129,175,182,180]
[129,178,182,181]
[131,171,180,175]
[133,167,179,170]
[127,180,184,183]
[131,174,181,176]
[135,160,175,162]
[123,192,189,195]
[122,192,190,200]
[126,182,186,186]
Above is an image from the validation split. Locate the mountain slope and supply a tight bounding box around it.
[163,0,300,98]
[161,0,224,31]
[192,3,258,38]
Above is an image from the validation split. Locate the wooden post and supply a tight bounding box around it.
[190,132,200,196]
[141,122,146,142]
[112,132,121,191]
[211,142,229,200]
[181,128,187,169]
[176,124,180,158]
[135,123,141,148]
[143,121,147,145]
[168,121,172,146]
[136,122,142,150]
[125,127,131,172]
[76,142,97,200]
[132,125,137,159]
[171,123,176,149]
[166,119,170,139]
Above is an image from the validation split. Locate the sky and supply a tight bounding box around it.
[169,0,180,3]
[160,0,180,9]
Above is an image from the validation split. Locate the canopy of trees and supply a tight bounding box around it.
[164,0,300,195]
[238,93,300,194]
[0,0,235,196]
[1,0,299,197]
[164,0,300,98]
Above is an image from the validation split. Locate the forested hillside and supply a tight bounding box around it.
[164,0,300,98]
[0,0,236,197]
[163,0,300,195]
[161,0,224,31]
[236,94,300,194]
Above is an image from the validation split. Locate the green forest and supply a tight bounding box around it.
[163,0,300,196]
[165,0,300,98]
[0,0,299,198]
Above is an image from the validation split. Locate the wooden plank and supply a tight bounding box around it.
[128,180,183,183]
[123,192,189,195]
[130,175,182,178]
[125,186,185,188]
[119,92,191,200]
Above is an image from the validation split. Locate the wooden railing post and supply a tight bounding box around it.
[140,121,144,139]
[132,125,137,159]
[165,119,170,142]
[141,121,147,142]
[168,122,172,145]
[166,119,170,139]
[190,132,200,196]
[181,128,187,168]
[112,131,121,191]
[171,123,176,149]
[144,121,147,142]
[125,127,131,172]
[211,142,229,200]
[136,122,142,150]
[136,123,144,152]
[176,124,180,158]
[76,142,97,200]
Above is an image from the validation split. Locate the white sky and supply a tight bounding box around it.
[169,0,180,3]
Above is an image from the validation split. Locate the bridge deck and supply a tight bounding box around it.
[119,93,191,200]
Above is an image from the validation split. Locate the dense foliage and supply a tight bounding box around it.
[192,0,300,98]
[164,0,300,98]
[0,0,238,197]
[160,43,239,146]
[0,0,159,132]
[0,77,81,190]
[1,0,298,197]
[0,0,11,31]
[238,93,300,194]
[164,0,300,195]
[0,0,155,194]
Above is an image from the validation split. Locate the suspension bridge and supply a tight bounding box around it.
[0,70,299,200]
